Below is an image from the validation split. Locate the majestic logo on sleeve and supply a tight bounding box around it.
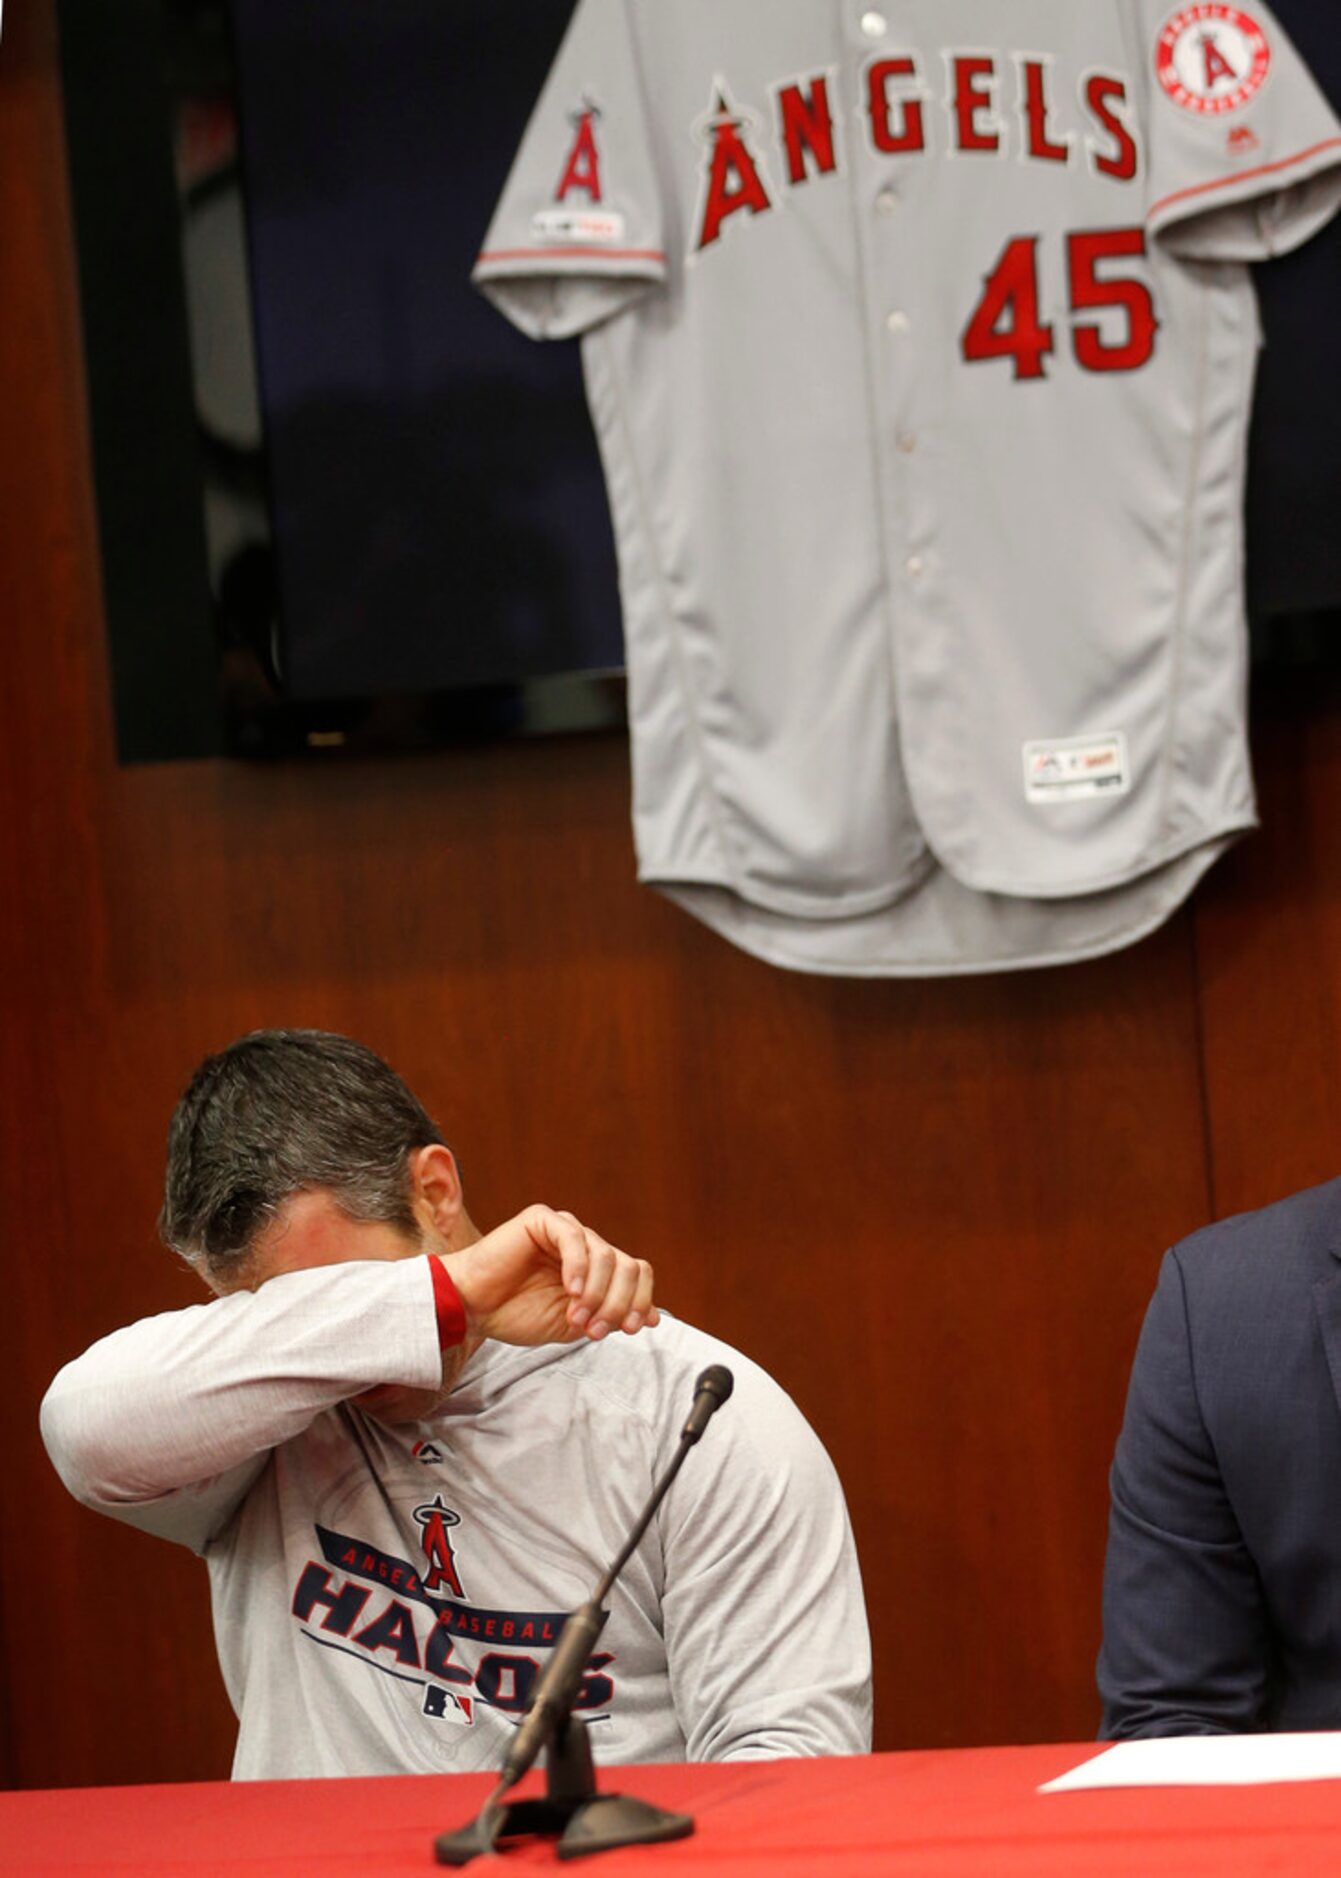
[1156,7,1271,114]
[414,1495,466,1598]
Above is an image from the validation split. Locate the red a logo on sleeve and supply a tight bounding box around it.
[556,100,604,202]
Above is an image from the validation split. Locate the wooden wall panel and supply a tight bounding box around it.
[655,938,1214,1749]
[0,0,1268,1794]
[1193,672,1341,1220]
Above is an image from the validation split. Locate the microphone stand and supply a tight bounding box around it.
[435,1367,733,1865]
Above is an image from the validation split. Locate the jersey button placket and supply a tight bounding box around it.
[851,9,931,663]
[882,272,929,596]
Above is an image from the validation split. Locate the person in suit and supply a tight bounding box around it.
[1099,1176,1341,1736]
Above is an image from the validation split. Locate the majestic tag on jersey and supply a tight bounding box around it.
[1156,6,1272,115]
[1023,734,1129,803]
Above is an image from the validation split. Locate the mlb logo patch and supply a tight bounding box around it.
[424,1685,475,1727]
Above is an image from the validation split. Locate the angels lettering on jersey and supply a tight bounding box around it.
[547,49,1141,261]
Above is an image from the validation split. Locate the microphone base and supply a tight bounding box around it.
[436,1791,694,1864]
[435,1714,694,1865]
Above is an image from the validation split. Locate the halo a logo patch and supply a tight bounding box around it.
[1156,6,1271,115]
[414,1495,466,1599]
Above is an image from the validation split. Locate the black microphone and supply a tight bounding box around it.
[681,1364,734,1444]
[497,1365,735,1793]
[499,1598,608,1789]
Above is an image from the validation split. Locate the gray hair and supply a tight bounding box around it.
[159,1029,448,1281]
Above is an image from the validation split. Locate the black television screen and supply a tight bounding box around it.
[59,0,626,760]
[230,0,623,703]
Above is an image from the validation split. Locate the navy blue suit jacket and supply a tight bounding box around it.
[1100,1178,1341,1737]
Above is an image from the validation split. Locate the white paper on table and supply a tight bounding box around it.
[1040,1732,1341,1793]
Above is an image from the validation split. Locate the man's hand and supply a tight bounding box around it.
[356,1207,658,1425]
[444,1205,658,1348]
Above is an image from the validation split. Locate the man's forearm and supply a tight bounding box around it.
[40,1257,448,1508]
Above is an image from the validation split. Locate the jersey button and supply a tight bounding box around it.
[886,309,910,334]
[897,432,917,454]
[875,188,898,214]
[906,554,925,577]
[860,11,888,37]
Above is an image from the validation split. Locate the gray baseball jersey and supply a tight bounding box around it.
[475,2,1341,976]
[40,1260,871,1777]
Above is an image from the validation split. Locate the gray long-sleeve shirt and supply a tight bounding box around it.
[41,1257,872,1777]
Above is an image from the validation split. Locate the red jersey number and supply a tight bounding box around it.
[962,228,1157,381]
[1068,228,1159,373]
[960,236,1054,382]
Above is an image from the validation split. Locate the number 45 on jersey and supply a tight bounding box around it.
[963,228,1159,379]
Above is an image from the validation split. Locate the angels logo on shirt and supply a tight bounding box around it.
[414,1494,466,1598]
[555,98,603,201]
[530,95,627,247]
[1156,6,1272,115]
[290,1521,616,1732]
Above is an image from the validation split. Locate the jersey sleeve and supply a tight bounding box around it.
[472,0,668,340]
[657,1357,873,1760]
[1097,1249,1272,1737]
[39,1258,447,1554]
[1143,1,1341,258]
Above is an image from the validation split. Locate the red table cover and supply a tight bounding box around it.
[4,1742,1339,1875]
